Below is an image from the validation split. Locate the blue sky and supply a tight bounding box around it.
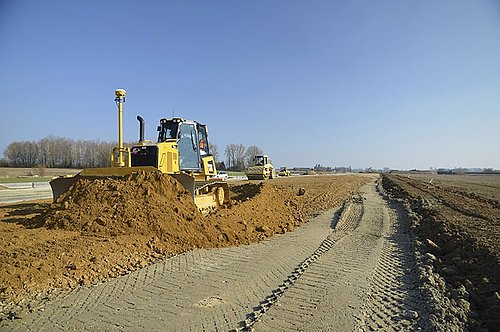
[1,0,499,169]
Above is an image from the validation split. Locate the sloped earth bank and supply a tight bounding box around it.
[382,174,500,331]
[0,173,367,320]
[2,176,434,331]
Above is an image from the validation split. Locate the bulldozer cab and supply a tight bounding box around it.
[157,119,179,141]
[254,155,268,166]
[156,118,211,172]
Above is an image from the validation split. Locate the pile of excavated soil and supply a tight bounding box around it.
[0,174,369,314]
[45,171,208,248]
[44,172,305,252]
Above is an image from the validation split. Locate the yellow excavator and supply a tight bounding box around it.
[50,89,229,214]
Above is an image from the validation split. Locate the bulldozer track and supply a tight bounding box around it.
[233,196,364,331]
[359,198,425,332]
[3,178,429,331]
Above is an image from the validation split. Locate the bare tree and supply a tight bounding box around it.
[39,136,60,167]
[224,144,236,169]
[224,143,246,170]
[25,141,39,166]
[34,164,47,177]
[5,142,24,167]
[245,145,263,167]
[234,144,246,170]
[208,143,219,162]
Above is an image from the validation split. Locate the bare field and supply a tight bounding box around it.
[382,174,500,330]
[3,175,431,331]
[0,167,80,181]
[403,173,500,201]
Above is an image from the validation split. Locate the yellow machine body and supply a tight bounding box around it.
[245,155,276,180]
[50,91,228,214]
[278,167,291,177]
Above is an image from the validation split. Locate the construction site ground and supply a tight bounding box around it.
[0,172,498,331]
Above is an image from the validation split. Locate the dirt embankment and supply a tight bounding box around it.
[382,174,500,331]
[0,173,368,310]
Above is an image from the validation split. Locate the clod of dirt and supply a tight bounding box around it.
[425,238,443,256]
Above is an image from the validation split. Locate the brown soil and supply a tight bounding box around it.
[0,173,368,306]
[382,174,500,331]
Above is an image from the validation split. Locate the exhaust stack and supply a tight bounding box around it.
[137,115,145,142]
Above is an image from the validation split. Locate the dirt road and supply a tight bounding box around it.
[2,177,429,331]
[0,182,52,204]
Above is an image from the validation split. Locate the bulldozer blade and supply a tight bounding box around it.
[50,166,225,215]
[50,175,81,202]
[49,166,160,202]
[170,173,196,199]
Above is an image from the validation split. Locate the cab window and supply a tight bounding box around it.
[178,123,200,170]
[197,125,209,155]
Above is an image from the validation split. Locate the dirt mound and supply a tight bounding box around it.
[208,183,304,243]
[43,172,306,252]
[0,185,7,190]
[45,171,204,238]
[0,174,368,313]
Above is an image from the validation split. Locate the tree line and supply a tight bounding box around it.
[223,144,263,171]
[4,137,115,168]
[3,137,264,171]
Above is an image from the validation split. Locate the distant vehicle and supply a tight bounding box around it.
[213,171,228,181]
[245,155,276,180]
[278,167,291,177]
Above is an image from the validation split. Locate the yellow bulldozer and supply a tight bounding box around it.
[50,89,229,214]
[278,167,291,177]
[245,155,276,180]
